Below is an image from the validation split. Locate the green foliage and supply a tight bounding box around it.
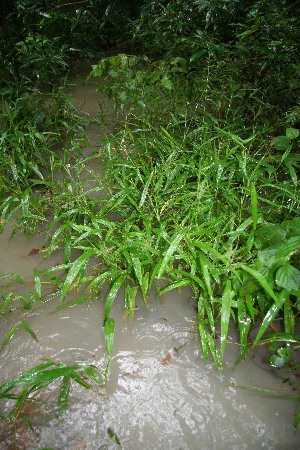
[0,359,107,424]
[1,0,300,430]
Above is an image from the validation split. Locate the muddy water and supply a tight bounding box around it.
[0,64,299,449]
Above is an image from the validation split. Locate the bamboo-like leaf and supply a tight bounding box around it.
[104,318,115,356]
[58,376,70,416]
[61,249,97,299]
[1,321,38,351]
[104,275,126,323]
[159,279,190,296]
[238,264,278,303]
[250,182,258,232]
[0,366,76,395]
[139,170,154,207]
[254,332,300,346]
[129,250,143,290]
[34,269,42,298]
[199,253,213,298]
[253,290,287,347]
[220,280,233,356]
[157,230,185,278]
[237,296,251,358]
[125,284,138,318]
[83,365,105,386]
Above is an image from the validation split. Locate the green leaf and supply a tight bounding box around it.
[83,365,105,386]
[58,376,70,416]
[220,280,234,356]
[252,290,287,347]
[104,275,126,322]
[34,269,42,298]
[107,427,121,445]
[61,249,97,299]
[272,135,291,151]
[1,321,38,351]
[275,263,300,291]
[199,253,213,298]
[269,354,286,368]
[286,128,299,139]
[161,75,173,90]
[238,264,278,303]
[250,182,258,232]
[104,318,115,356]
[157,231,185,279]
[139,170,154,207]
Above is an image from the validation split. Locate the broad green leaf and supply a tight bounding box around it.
[275,263,300,291]
[161,75,173,90]
[61,249,97,299]
[104,318,115,356]
[272,135,290,150]
[1,321,38,351]
[286,128,299,139]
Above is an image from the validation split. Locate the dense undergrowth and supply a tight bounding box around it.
[1,0,300,432]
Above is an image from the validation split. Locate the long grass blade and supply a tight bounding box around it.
[61,249,97,299]
[1,321,38,351]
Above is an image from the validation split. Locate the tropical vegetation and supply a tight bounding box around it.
[0,0,300,432]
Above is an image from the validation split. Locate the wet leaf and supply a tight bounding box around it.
[104,318,115,356]
[104,275,126,322]
[58,376,70,416]
[275,263,300,291]
[286,128,299,139]
[61,249,97,299]
[220,280,234,356]
[161,75,173,90]
[157,230,185,278]
[238,264,278,303]
[107,427,121,445]
[1,321,38,351]
[252,290,287,347]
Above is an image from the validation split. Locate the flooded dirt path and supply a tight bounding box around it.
[0,62,299,449]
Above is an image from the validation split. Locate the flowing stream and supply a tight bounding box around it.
[0,62,299,449]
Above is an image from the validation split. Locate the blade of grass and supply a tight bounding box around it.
[104,318,115,356]
[1,321,38,351]
[61,249,98,299]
